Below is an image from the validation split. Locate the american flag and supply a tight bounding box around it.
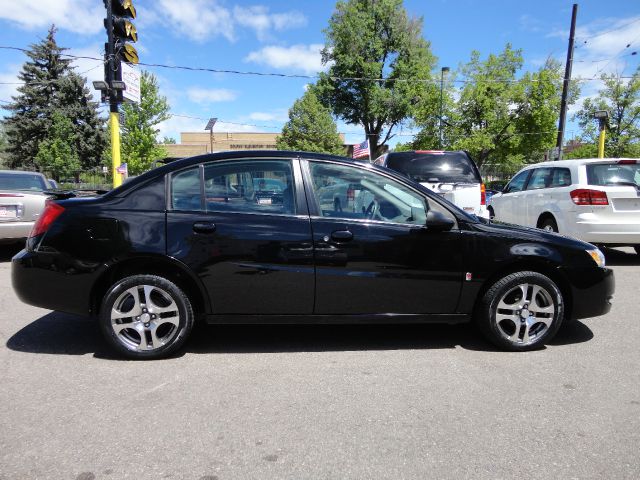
[116,163,128,175]
[352,139,370,159]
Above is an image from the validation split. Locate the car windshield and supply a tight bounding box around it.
[586,163,640,187]
[385,151,482,184]
[0,172,47,191]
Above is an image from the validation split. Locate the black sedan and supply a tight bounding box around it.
[12,151,614,359]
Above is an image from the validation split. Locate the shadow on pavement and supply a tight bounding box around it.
[602,247,640,266]
[6,311,594,358]
[0,243,24,262]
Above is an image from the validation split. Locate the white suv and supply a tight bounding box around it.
[375,150,490,218]
[488,158,640,254]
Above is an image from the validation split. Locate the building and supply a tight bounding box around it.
[163,131,348,158]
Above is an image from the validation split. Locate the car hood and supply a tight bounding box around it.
[470,219,596,251]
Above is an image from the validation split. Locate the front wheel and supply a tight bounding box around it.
[476,271,564,351]
[99,275,194,359]
[540,217,558,233]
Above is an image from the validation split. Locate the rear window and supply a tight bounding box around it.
[586,163,640,187]
[385,152,481,184]
[0,172,47,191]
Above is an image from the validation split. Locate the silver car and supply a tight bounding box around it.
[0,170,51,244]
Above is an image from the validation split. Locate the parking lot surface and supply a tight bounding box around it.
[1,245,639,480]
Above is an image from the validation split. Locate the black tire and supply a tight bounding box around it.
[488,206,495,220]
[476,271,564,351]
[99,274,194,360]
[634,245,640,256]
[540,216,558,233]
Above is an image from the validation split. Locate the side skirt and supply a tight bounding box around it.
[205,313,470,325]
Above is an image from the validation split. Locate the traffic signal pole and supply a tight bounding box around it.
[104,0,122,188]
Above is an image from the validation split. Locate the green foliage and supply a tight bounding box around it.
[563,142,598,159]
[2,26,106,170]
[410,46,568,168]
[573,67,640,158]
[34,111,81,180]
[317,0,438,158]
[277,87,345,155]
[120,71,171,174]
[0,124,8,168]
[161,136,177,144]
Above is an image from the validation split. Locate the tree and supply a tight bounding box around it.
[317,0,438,159]
[120,71,170,174]
[34,111,81,180]
[161,136,176,144]
[411,45,568,170]
[573,67,640,158]
[276,87,345,155]
[2,26,106,170]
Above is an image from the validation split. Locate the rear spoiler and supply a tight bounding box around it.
[44,189,109,200]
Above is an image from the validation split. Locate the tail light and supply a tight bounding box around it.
[29,202,65,238]
[617,159,638,165]
[480,183,486,205]
[570,189,608,206]
[0,193,24,198]
[347,187,355,201]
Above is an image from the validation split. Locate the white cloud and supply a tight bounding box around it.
[187,87,238,103]
[248,110,288,122]
[233,6,306,41]
[157,114,205,142]
[154,0,235,43]
[0,0,103,35]
[245,44,326,74]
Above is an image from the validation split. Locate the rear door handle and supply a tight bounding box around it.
[331,230,353,242]
[193,222,216,234]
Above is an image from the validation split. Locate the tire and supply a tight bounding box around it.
[540,217,558,233]
[488,206,495,220]
[99,275,194,360]
[476,271,564,351]
[634,245,640,256]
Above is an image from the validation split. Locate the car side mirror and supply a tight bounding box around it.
[425,210,455,232]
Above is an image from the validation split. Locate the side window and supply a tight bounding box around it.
[308,162,427,225]
[527,168,553,190]
[203,160,295,215]
[550,168,572,187]
[171,166,203,211]
[504,170,530,193]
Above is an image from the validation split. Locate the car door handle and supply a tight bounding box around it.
[331,230,353,242]
[193,222,216,234]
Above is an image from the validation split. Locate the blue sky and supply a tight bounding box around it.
[0,0,639,147]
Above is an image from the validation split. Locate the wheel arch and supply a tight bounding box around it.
[90,255,210,319]
[536,211,557,229]
[473,258,573,321]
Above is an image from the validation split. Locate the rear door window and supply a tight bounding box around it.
[586,163,640,187]
[550,168,572,187]
[526,168,553,190]
[385,152,481,184]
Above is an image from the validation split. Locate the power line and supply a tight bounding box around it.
[575,17,640,44]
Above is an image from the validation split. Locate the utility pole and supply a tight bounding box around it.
[556,3,578,160]
[438,66,450,149]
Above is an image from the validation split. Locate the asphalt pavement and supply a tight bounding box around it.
[0,244,639,480]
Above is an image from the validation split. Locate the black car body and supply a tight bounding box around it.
[12,151,614,359]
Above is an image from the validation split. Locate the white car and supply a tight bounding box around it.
[0,170,51,244]
[374,150,490,218]
[488,158,640,254]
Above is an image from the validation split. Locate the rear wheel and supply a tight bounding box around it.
[476,271,564,351]
[540,217,558,233]
[99,275,194,360]
[488,206,495,220]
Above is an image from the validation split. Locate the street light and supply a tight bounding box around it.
[205,117,218,153]
[439,66,450,149]
[594,110,609,159]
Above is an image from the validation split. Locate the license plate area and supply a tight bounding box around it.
[612,198,640,212]
[0,205,19,219]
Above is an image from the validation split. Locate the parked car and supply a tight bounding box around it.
[13,151,613,359]
[374,150,490,218]
[488,158,640,255]
[0,170,50,244]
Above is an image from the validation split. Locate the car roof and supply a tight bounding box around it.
[519,158,639,170]
[0,170,46,176]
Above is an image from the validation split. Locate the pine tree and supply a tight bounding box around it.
[2,26,106,171]
[277,87,345,155]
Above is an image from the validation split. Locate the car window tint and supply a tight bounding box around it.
[385,151,481,183]
[586,163,640,187]
[504,170,530,193]
[527,168,553,190]
[0,172,47,191]
[550,168,572,187]
[171,167,203,211]
[203,160,295,215]
[308,162,427,225]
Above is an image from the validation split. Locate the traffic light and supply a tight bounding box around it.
[107,0,139,65]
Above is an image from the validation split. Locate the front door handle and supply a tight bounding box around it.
[331,230,353,242]
[193,222,216,234]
